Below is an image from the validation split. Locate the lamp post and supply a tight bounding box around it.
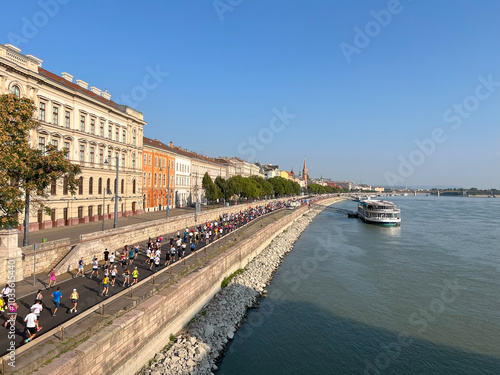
[105,156,119,229]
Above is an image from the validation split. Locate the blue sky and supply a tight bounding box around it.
[2,0,499,188]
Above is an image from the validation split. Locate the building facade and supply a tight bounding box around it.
[174,154,191,207]
[142,138,176,212]
[0,43,145,231]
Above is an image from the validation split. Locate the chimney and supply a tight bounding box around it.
[76,79,88,89]
[90,86,101,95]
[169,142,173,148]
[101,89,111,100]
[61,72,73,82]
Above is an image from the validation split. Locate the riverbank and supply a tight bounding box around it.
[139,203,331,374]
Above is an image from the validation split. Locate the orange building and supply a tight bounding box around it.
[142,137,176,212]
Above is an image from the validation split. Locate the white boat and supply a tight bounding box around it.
[358,199,401,226]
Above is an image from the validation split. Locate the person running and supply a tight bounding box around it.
[103,248,110,266]
[190,242,195,253]
[23,310,39,343]
[35,289,43,308]
[70,289,79,313]
[51,287,62,316]
[149,251,155,270]
[75,257,85,278]
[154,255,160,272]
[164,250,171,267]
[30,300,43,329]
[134,244,140,258]
[132,267,139,285]
[48,269,56,288]
[146,248,151,264]
[101,275,109,296]
[128,246,135,265]
[4,300,18,328]
[121,251,127,268]
[90,258,99,279]
[109,252,115,268]
[122,268,130,287]
[111,265,118,286]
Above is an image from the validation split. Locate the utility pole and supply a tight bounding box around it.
[166,161,170,219]
[194,171,198,222]
[23,193,30,246]
[113,156,119,228]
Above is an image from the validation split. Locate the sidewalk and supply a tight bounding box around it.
[18,206,195,247]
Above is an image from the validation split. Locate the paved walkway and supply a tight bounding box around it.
[2,208,290,356]
[19,206,196,247]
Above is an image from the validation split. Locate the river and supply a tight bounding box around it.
[217,196,500,374]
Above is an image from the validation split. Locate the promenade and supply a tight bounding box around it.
[2,205,291,361]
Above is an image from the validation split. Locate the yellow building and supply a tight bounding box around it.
[0,43,146,231]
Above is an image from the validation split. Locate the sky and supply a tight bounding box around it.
[1,0,499,189]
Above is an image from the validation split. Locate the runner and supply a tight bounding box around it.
[23,309,39,343]
[101,275,109,296]
[154,255,160,272]
[48,269,56,288]
[110,265,118,286]
[164,250,171,266]
[51,287,62,316]
[35,289,44,308]
[128,246,135,266]
[132,267,139,285]
[4,300,18,328]
[109,252,115,268]
[75,257,85,278]
[103,248,110,266]
[122,268,130,287]
[30,300,43,329]
[70,289,79,313]
[90,257,99,279]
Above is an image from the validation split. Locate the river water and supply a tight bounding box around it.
[217,196,500,375]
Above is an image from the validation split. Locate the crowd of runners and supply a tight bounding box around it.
[1,199,303,345]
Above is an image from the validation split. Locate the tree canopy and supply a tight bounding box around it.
[0,94,81,229]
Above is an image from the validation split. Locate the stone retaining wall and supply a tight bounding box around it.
[33,203,316,375]
[21,238,71,278]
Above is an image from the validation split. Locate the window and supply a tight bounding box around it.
[80,115,85,132]
[10,85,20,97]
[52,139,58,149]
[79,145,85,162]
[122,130,126,143]
[65,110,70,128]
[144,154,147,165]
[148,155,151,166]
[50,181,56,195]
[39,102,46,121]
[63,177,68,195]
[89,177,93,195]
[78,177,84,195]
[132,179,136,194]
[132,129,136,146]
[155,157,158,167]
[108,125,112,139]
[148,173,151,186]
[90,147,95,164]
[154,173,157,186]
[122,154,125,167]
[64,141,70,159]
[114,179,117,194]
[107,151,112,165]
[98,178,102,194]
[52,106,59,125]
[99,148,104,164]
[38,137,46,153]
[106,178,111,193]
[90,118,95,134]
[132,153,136,169]
[163,174,166,187]
[163,158,166,168]
[100,122,104,136]
[115,127,119,142]
[121,179,124,194]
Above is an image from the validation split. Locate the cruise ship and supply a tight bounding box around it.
[357,199,401,226]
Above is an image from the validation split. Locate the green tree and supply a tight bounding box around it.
[202,172,221,202]
[0,94,81,243]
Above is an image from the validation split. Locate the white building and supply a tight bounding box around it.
[174,155,191,207]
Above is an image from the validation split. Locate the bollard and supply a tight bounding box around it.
[130,287,133,298]
[3,357,6,375]
[60,326,64,341]
[101,304,104,315]
[183,259,186,265]
[152,275,155,284]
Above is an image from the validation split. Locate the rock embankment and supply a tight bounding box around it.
[140,208,323,375]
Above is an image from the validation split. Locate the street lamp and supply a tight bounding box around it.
[104,156,119,229]
[160,163,171,219]
[101,187,112,231]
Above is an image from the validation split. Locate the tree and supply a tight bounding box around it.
[202,172,220,202]
[0,94,81,242]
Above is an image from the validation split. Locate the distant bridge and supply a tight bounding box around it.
[309,202,358,218]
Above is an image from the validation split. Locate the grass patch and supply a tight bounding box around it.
[221,269,245,288]
[170,334,176,342]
